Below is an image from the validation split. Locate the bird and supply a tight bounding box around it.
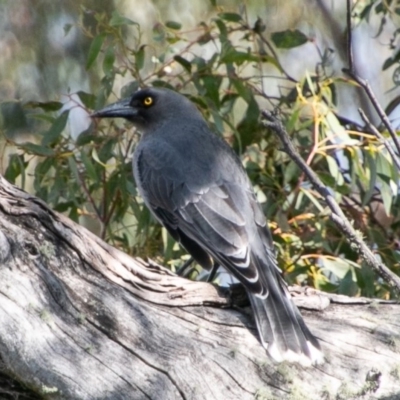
[92,87,323,365]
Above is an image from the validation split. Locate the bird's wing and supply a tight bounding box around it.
[135,140,322,364]
[135,144,276,296]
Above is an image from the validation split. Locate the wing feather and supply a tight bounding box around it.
[136,146,268,296]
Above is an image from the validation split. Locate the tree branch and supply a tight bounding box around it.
[1,174,400,399]
[261,111,400,294]
[358,108,400,171]
[343,0,400,162]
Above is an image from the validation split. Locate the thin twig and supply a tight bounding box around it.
[358,108,400,171]
[75,159,101,221]
[262,111,400,294]
[254,30,297,83]
[346,0,354,72]
[343,0,400,162]
[345,72,400,158]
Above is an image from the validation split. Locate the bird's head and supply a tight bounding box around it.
[91,87,203,131]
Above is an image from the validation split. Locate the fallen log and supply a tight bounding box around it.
[0,175,399,400]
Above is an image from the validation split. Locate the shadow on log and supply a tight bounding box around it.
[0,175,399,400]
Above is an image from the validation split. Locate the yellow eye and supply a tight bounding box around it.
[143,97,153,106]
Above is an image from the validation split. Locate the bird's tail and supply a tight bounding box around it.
[248,263,323,365]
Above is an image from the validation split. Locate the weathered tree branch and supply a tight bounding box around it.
[0,175,399,400]
[358,109,400,171]
[261,111,400,295]
[343,0,400,164]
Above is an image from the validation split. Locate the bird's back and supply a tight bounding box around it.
[94,87,322,364]
[133,116,251,207]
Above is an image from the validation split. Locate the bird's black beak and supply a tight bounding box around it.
[91,97,138,119]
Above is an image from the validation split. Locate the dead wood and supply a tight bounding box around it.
[0,175,399,400]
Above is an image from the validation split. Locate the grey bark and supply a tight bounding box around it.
[0,175,399,400]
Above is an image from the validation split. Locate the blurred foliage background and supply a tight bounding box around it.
[1,0,400,298]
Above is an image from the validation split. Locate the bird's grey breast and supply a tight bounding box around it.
[133,120,214,209]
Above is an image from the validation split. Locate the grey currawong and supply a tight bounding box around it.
[92,87,323,365]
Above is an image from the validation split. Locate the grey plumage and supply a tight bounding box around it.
[92,87,323,364]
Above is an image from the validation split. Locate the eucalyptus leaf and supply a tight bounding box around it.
[271,29,308,49]
[86,33,106,70]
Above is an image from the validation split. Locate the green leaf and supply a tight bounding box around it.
[103,46,115,76]
[4,154,26,184]
[98,74,116,106]
[339,269,359,296]
[86,33,106,70]
[174,55,191,73]
[218,13,242,22]
[77,91,96,109]
[232,78,252,102]
[358,262,376,297]
[376,151,392,179]
[151,80,175,90]
[109,11,137,27]
[385,95,400,116]
[326,155,344,186]
[81,150,98,182]
[165,21,182,30]
[214,19,228,41]
[97,137,116,163]
[362,150,377,206]
[393,66,400,86]
[379,180,393,215]
[359,2,374,21]
[75,130,98,146]
[68,156,80,183]
[54,201,75,213]
[42,110,69,146]
[20,143,55,157]
[284,160,300,184]
[25,101,64,111]
[325,111,357,145]
[220,48,259,65]
[236,96,260,148]
[382,50,400,71]
[202,75,222,106]
[375,150,395,215]
[271,29,308,49]
[300,187,324,212]
[35,157,54,181]
[348,147,368,189]
[321,257,352,280]
[210,108,224,135]
[135,45,145,70]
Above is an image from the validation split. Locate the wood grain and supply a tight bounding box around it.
[0,175,399,400]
